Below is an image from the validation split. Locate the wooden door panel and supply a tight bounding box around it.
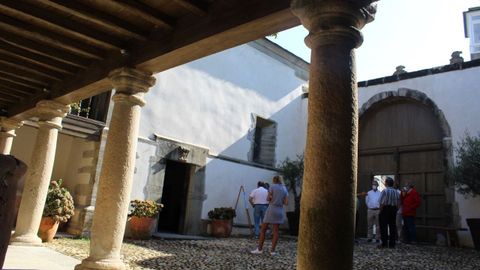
[359,154,396,174]
[399,151,443,172]
[359,99,447,243]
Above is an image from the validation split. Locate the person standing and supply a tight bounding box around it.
[365,181,381,243]
[249,181,269,238]
[378,177,400,248]
[401,182,421,244]
[251,175,288,255]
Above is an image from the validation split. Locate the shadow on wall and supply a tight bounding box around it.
[200,94,307,225]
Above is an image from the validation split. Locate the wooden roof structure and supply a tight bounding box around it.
[0,0,299,118]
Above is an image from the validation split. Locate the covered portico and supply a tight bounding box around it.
[0,0,377,269]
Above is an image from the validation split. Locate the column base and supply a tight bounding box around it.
[75,257,126,270]
[9,233,43,246]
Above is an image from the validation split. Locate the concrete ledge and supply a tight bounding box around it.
[4,245,79,270]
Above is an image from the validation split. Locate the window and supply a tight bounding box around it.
[465,9,480,54]
[251,116,277,166]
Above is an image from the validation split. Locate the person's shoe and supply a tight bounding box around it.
[377,245,387,249]
[367,239,372,243]
[250,248,263,254]
[270,251,277,256]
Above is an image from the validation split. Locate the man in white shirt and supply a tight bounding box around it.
[249,181,269,238]
[365,180,381,242]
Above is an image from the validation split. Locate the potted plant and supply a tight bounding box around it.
[128,199,163,240]
[278,154,304,236]
[208,207,236,237]
[453,132,480,250]
[39,180,75,242]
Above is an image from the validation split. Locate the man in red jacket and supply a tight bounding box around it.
[401,182,421,244]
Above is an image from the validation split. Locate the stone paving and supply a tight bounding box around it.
[46,237,480,270]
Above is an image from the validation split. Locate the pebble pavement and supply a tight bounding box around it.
[46,237,480,270]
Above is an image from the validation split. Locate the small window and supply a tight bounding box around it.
[251,116,277,166]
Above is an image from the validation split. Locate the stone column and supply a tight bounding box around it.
[291,1,376,269]
[76,68,155,270]
[0,117,23,155]
[10,100,69,245]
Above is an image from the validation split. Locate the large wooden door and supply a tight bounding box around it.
[358,100,446,242]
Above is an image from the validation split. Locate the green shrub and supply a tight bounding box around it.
[128,200,163,218]
[208,207,236,220]
[43,180,75,223]
[453,132,480,197]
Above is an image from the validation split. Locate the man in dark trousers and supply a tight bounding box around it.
[401,182,421,244]
[378,177,400,248]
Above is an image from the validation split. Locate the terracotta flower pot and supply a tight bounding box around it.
[38,217,59,242]
[211,219,233,237]
[130,216,155,240]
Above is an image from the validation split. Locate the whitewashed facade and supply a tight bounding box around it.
[129,39,308,233]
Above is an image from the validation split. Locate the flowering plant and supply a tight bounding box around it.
[208,207,236,220]
[43,180,75,223]
[128,200,163,218]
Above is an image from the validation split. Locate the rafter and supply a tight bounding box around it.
[174,0,209,16]
[0,44,76,75]
[0,59,62,82]
[0,54,66,79]
[0,78,42,95]
[0,71,47,90]
[0,14,105,60]
[96,0,174,29]
[36,0,149,41]
[0,64,51,86]
[0,88,24,100]
[0,1,124,51]
[0,34,90,69]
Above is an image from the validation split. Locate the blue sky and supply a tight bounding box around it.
[269,0,480,81]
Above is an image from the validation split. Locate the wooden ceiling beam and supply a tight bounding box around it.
[0,59,62,82]
[0,44,76,75]
[173,0,209,16]
[133,0,299,72]
[0,96,15,104]
[0,88,25,100]
[48,0,297,100]
[0,79,42,95]
[37,0,149,42]
[0,64,51,86]
[0,1,125,51]
[100,0,174,29]
[0,34,90,69]
[9,0,299,117]
[0,14,105,60]
[0,54,66,80]
[0,72,47,90]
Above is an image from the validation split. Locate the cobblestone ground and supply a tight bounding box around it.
[46,237,480,270]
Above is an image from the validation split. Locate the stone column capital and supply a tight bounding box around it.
[0,117,23,132]
[35,100,69,130]
[291,0,377,48]
[108,67,156,95]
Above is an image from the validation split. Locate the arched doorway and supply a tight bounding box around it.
[357,88,454,242]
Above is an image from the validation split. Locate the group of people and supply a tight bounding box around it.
[248,176,288,255]
[362,177,421,248]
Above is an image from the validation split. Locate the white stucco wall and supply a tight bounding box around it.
[358,66,480,247]
[130,41,308,225]
[139,42,307,160]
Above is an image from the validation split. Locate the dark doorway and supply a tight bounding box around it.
[158,159,192,233]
